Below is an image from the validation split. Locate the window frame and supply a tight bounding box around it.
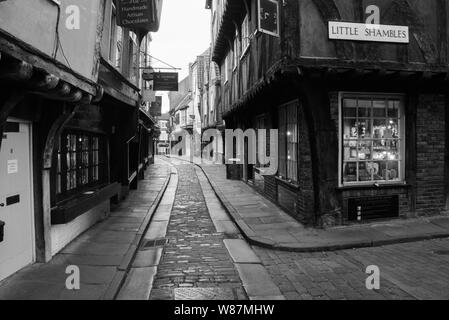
[277,101,299,184]
[241,14,251,59]
[55,131,108,204]
[338,92,406,188]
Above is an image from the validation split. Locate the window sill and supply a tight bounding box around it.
[337,182,411,191]
[275,176,300,190]
[51,183,120,225]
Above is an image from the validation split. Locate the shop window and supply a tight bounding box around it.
[278,102,298,183]
[340,94,404,186]
[56,132,107,202]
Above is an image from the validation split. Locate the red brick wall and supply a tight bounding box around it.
[415,95,446,216]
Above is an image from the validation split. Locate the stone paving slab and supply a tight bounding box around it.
[116,267,157,300]
[224,239,261,264]
[0,158,172,300]
[235,264,284,299]
[177,157,449,252]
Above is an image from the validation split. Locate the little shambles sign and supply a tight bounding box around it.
[329,21,409,44]
[117,0,153,31]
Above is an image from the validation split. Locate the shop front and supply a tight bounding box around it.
[218,0,449,227]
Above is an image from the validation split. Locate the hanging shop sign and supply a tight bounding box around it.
[258,0,280,37]
[328,21,409,44]
[116,0,154,31]
[153,72,179,91]
[142,69,154,81]
[150,96,162,117]
[142,89,156,103]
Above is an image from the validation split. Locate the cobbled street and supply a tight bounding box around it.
[150,161,247,300]
[145,159,449,300]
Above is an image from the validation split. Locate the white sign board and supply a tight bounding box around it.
[329,21,409,44]
[7,160,18,174]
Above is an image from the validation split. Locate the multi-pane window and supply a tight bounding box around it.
[278,102,298,183]
[233,30,240,70]
[56,132,106,200]
[341,95,404,185]
[109,2,123,70]
[241,15,250,54]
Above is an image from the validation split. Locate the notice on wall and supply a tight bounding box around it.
[7,160,18,175]
[329,21,409,44]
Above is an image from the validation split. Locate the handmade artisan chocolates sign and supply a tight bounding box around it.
[117,0,153,31]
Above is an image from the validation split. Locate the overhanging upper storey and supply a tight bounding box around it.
[212,0,248,63]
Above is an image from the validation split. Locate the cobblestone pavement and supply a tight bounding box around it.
[253,238,449,300]
[147,159,449,300]
[149,162,246,300]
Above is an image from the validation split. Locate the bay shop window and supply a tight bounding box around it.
[55,131,107,202]
[340,94,405,186]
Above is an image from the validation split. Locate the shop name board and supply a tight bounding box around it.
[150,96,162,117]
[117,0,153,30]
[153,72,179,91]
[329,21,409,44]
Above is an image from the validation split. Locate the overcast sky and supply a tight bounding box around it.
[151,0,211,113]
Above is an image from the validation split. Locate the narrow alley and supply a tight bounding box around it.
[116,157,449,301]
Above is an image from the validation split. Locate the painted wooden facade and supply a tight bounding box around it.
[0,0,162,280]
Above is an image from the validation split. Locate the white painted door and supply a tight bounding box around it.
[0,120,34,282]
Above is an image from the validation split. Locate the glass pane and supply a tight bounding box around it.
[373,119,387,139]
[388,100,399,118]
[71,153,77,169]
[343,162,357,182]
[83,152,89,166]
[82,136,88,150]
[358,141,372,160]
[82,168,89,185]
[358,99,371,109]
[93,166,99,181]
[343,140,358,161]
[386,161,400,181]
[343,99,357,117]
[373,162,387,181]
[373,100,386,117]
[387,118,399,139]
[343,119,359,139]
[93,151,99,166]
[57,174,61,194]
[357,120,372,139]
[358,162,372,182]
[373,140,388,160]
[92,137,99,150]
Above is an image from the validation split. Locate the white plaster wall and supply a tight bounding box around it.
[50,201,109,256]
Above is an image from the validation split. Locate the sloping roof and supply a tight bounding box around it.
[159,113,170,121]
[174,93,192,112]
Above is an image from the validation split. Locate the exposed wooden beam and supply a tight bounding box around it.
[0,59,33,81]
[0,90,25,150]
